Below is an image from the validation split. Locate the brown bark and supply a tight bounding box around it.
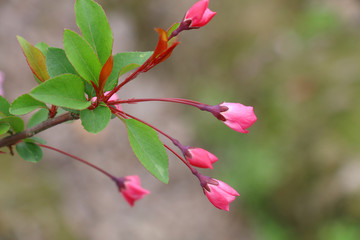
[0,112,79,148]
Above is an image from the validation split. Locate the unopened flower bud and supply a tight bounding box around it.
[185,147,218,169]
[115,175,150,206]
[184,0,216,28]
[92,91,122,111]
[218,102,257,133]
[203,178,239,211]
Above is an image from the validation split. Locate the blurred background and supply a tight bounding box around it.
[1,0,360,239]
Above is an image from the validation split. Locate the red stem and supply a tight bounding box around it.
[164,144,197,174]
[38,144,115,180]
[108,97,207,109]
[104,65,145,102]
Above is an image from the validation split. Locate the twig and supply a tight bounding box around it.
[0,112,79,148]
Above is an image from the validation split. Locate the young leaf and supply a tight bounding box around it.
[80,105,111,133]
[63,29,102,84]
[0,116,25,133]
[75,0,113,65]
[105,52,153,91]
[10,94,47,115]
[46,47,78,78]
[35,42,49,56]
[16,142,43,163]
[125,119,169,184]
[98,55,113,94]
[30,73,91,110]
[17,36,50,82]
[0,96,10,116]
[28,109,49,128]
[0,123,10,135]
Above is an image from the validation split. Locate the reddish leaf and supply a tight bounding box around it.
[98,55,114,94]
[153,28,169,58]
[141,28,179,72]
[17,36,50,82]
[153,40,179,66]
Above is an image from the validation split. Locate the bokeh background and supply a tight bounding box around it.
[1,0,360,239]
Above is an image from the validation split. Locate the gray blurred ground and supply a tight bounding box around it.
[0,0,250,239]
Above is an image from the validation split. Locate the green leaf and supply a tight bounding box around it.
[0,116,25,133]
[118,63,140,77]
[125,119,169,183]
[0,96,11,116]
[17,36,50,82]
[10,94,47,115]
[85,82,97,99]
[35,42,49,56]
[63,29,102,84]
[55,107,67,116]
[167,23,180,38]
[80,105,111,133]
[16,142,43,163]
[24,137,46,145]
[59,108,80,115]
[75,0,113,65]
[105,52,153,91]
[46,47,78,78]
[28,109,49,128]
[0,123,10,135]
[30,73,91,110]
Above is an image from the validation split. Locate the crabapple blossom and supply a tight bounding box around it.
[184,0,216,28]
[185,147,218,169]
[92,91,122,111]
[169,0,216,39]
[219,102,257,134]
[116,175,150,206]
[204,178,240,211]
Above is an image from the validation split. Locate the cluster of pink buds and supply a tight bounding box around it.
[102,0,257,211]
[5,0,257,212]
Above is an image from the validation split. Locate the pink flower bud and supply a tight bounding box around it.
[185,147,218,169]
[92,91,122,111]
[204,179,240,211]
[219,102,257,133]
[117,175,150,206]
[107,92,122,111]
[184,0,216,28]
